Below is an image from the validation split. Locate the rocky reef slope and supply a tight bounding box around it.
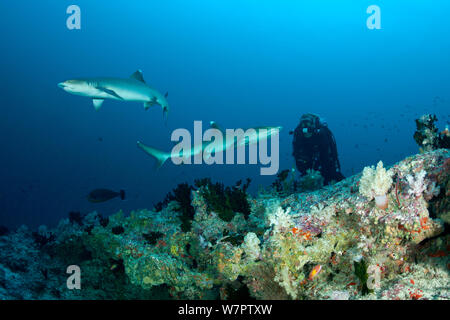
[0,149,448,300]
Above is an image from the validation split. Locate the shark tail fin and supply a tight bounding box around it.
[137,141,170,169]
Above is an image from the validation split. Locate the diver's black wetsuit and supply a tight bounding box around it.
[292,122,345,185]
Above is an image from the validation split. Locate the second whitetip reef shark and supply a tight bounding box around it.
[137,121,282,168]
[58,70,169,119]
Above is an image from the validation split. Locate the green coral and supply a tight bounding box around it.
[195,178,251,222]
[156,183,195,232]
[413,114,450,152]
[271,169,298,195]
[298,169,324,192]
[353,259,372,296]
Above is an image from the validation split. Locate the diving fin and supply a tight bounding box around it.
[92,99,104,111]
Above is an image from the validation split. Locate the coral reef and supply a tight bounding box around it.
[0,150,449,300]
[270,169,299,196]
[359,161,394,209]
[154,182,195,232]
[414,114,450,153]
[194,178,252,222]
[269,168,324,197]
[298,169,324,192]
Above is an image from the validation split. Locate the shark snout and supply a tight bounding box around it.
[58,82,67,89]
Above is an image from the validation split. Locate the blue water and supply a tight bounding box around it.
[0,0,449,228]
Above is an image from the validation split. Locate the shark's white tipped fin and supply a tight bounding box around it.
[92,99,104,111]
[209,121,224,134]
[130,70,146,83]
[137,141,171,169]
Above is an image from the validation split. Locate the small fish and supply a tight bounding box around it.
[308,265,322,280]
[87,189,125,203]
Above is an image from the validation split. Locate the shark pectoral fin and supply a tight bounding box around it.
[92,99,104,111]
[96,87,123,100]
[130,70,146,83]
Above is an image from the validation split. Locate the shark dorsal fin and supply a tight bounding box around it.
[130,70,145,83]
[209,121,224,133]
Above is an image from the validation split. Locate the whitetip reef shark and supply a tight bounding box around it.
[137,121,282,169]
[58,70,169,119]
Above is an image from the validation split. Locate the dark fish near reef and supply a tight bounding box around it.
[0,225,9,236]
[87,189,125,203]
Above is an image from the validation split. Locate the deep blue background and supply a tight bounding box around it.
[0,0,449,228]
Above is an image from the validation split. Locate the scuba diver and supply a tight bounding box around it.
[291,113,345,185]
